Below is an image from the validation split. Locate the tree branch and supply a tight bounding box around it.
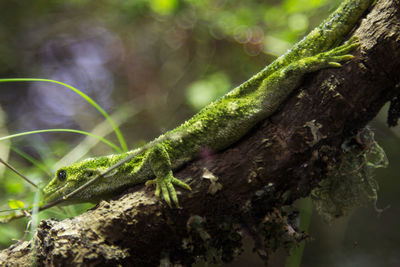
[1,0,400,266]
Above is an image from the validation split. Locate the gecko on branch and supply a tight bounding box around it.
[42,0,374,208]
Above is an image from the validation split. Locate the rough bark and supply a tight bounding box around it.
[1,0,400,266]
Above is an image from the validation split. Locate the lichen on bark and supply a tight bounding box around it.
[311,127,388,222]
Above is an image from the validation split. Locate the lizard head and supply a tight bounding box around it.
[42,158,106,204]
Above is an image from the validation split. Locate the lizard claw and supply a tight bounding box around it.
[312,36,360,69]
[145,172,191,208]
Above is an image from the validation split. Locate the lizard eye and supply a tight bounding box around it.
[57,170,67,181]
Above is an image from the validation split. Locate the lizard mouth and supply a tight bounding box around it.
[43,182,70,202]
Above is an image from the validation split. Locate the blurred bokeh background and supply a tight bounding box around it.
[0,0,398,266]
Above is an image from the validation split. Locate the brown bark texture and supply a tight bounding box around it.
[1,0,400,266]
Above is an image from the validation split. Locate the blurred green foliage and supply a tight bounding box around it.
[1,0,399,266]
[186,72,231,110]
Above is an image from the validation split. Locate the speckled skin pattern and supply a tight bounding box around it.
[43,0,373,207]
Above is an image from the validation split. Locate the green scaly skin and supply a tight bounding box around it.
[42,0,373,207]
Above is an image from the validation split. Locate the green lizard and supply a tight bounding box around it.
[42,0,374,207]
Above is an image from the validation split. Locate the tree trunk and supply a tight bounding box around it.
[1,0,400,266]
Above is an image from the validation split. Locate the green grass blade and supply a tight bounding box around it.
[0,129,122,153]
[10,146,51,177]
[0,78,127,152]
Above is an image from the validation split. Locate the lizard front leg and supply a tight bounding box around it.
[145,143,191,207]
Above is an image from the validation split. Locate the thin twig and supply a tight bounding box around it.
[0,157,37,188]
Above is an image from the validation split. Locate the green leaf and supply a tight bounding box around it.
[7,199,24,209]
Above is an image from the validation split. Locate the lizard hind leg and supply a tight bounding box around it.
[145,143,191,207]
